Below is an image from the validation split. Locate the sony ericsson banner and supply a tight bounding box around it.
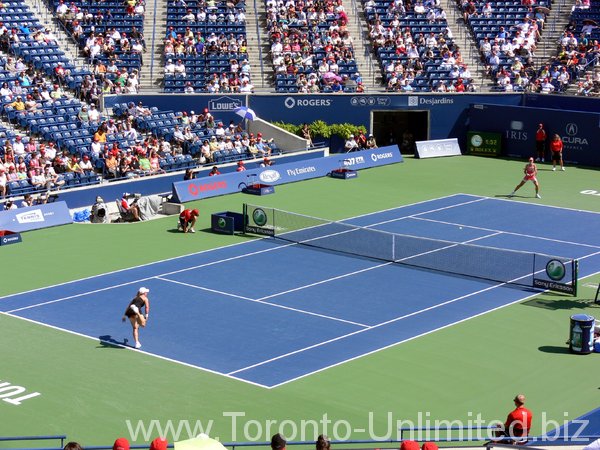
[0,201,72,233]
[532,256,578,296]
[172,146,403,202]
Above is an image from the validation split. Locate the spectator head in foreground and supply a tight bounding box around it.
[113,439,130,450]
[64,443,84,450]
[150,437,168,450]
[316,435,330,450]
[271,434,286,450]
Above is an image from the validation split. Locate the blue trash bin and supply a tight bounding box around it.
[569,314,595,354]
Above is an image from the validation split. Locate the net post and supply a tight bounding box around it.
[242,203,248,234]
[572,259,578,297]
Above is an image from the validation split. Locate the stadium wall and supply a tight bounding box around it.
[105,93,599,165]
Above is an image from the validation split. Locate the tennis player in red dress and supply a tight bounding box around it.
[509,157,541,199]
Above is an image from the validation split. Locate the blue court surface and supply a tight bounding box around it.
[2,194,600,388]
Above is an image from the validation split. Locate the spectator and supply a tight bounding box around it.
[20,193,34,208]
[120,193,140,221]
[494,394,533,444]
[316,435,330,450]
[344,134,359,152]
[209,166,221,176]
[150,438,168,450]
[271,434,286,450]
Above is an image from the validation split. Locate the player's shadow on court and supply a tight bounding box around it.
[538,345,571,355]
[98,335,127,349]
[494,194,533,199]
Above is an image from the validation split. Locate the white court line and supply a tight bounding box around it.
[235,252,600,385]
[4,196,487,314]
[228,231,504,375]
[413,217,600,250]
[156,276,370,328]
[4,242,296,314]
[0,311,269,389]
[0,193,469,301]
[258,231,502,302]
[229,278,514,376]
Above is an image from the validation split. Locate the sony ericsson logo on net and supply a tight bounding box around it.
[208,96,242,111]
[284,97,332,109]
[217,217,227,229]
[16,209,45,224]
[546,259,566,281]
[252,208,268,227]
[259,170,281,183]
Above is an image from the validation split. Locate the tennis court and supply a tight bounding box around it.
[2,194,600,388]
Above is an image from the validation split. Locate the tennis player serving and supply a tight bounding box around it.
[509,157,541,199]
[122,287,150,349]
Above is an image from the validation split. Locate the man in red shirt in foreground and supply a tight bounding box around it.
[179,208,199,233]
[495,394,533,444]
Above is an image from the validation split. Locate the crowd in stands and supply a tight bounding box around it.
[55,0,146,94]
[364,0,475,92]
[266,0,363,93]
[464,0,599,94]
[0,93,280,199]
[163,0,252,93]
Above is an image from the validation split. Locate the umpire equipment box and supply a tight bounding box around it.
[211,211,245,235]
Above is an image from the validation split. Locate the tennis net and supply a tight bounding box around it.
[243,204,578,295]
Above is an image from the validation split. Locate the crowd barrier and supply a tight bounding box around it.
[172,146,403,203]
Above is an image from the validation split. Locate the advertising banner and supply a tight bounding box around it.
[172,146,403,202]
[415,138,461,158]
[468,104,600,165]
[0,201,72,233]
[467,131,502,156]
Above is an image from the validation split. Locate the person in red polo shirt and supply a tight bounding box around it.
[550,133,564,171]
[535,123,546,162]
[494,394,533,444]
[179,208,199,233]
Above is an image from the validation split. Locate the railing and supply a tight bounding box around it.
[149,0,159,88]
[6,434,600,450]
[0,435,67,450]
[350,0,380,87]
[253,0,265,89]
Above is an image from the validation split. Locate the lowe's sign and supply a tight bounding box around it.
[172,146,403,202]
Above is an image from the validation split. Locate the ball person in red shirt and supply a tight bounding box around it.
[509,157,541,199]
[494,394,533,444]
[550,134,564,171]
[179,208,199,233]
[535,123,546,162]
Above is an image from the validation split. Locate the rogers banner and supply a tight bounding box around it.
[0,201,72,232]
[172,145,403,202]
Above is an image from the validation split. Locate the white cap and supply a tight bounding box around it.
[138,287,150,294]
